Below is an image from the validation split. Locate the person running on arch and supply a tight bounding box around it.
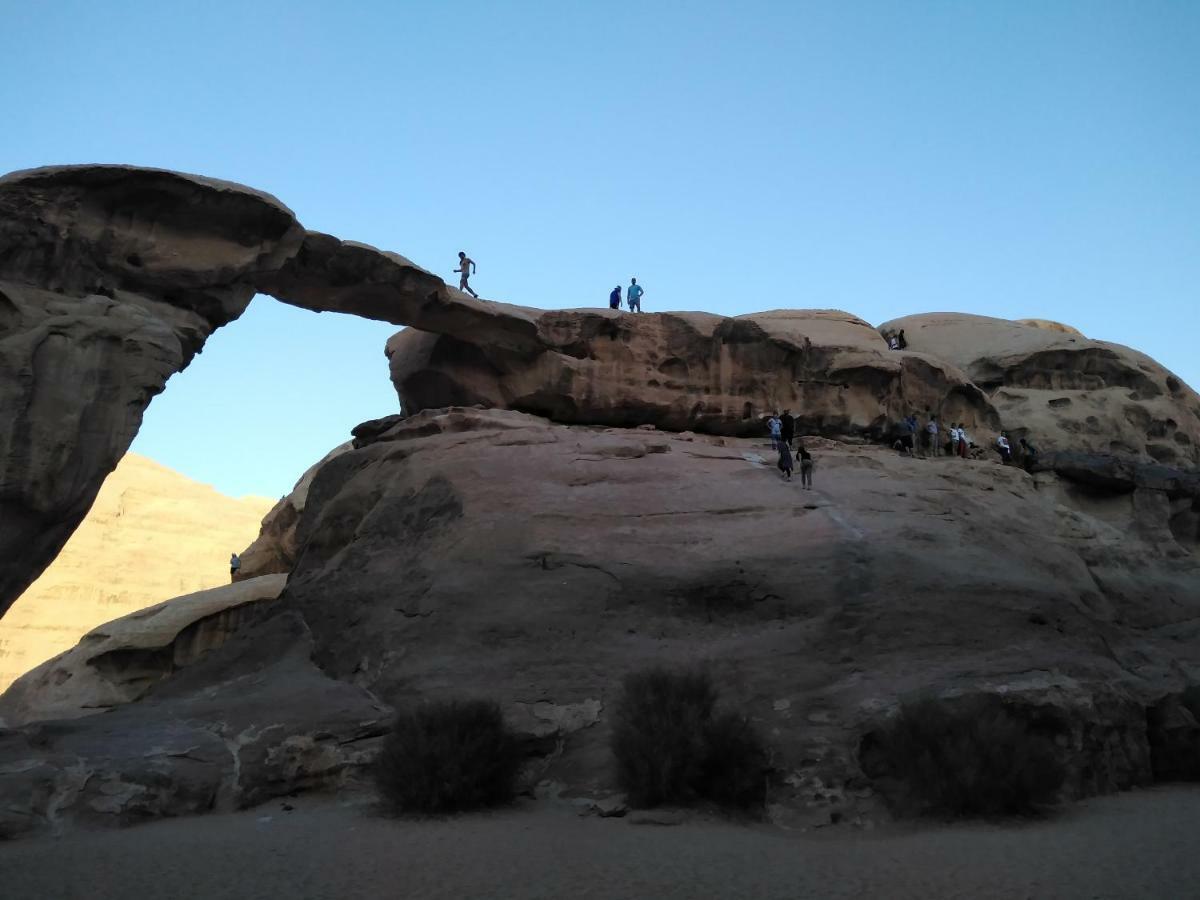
[627,278,644,312]
[455,251,478,298]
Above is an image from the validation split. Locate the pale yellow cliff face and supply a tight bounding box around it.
[0,454,274,691]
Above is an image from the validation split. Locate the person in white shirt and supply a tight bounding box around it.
[996,432,1013,464]
[957,425,970,458]
[926,415,940,457]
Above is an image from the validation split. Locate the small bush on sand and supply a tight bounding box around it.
[376,698,522,815]
[877,695,1065,817]
[611,667,767,811]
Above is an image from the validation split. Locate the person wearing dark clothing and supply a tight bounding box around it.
[778,442,794,480]
[797,445,814,489]
[897,329,907,350]
[780,410,795,449]
[609,286,621,310]
[1020,437,1040,471]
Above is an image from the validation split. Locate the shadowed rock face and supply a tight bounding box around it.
[880,313,1200,467]
[0,166,304,615]
[388,309,1002,439]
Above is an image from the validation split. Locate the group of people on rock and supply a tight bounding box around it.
[609,278,645,312]
[451,251,647,315]
[891,411,1040,468]
[766,411,815,488]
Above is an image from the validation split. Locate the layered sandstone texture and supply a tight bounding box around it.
[387,309,1002,440]
[5,408,1197,835]
[0,166,302,613]
[880,313,1200,467]
[0,574,286,727]
[0,453,274,692]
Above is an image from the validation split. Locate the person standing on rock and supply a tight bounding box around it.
[926,415,940,457]
[997,431,1013,464]
[780,409,795,450]
[797,444,814,489]
[230,552,241,580]
[455,251,478,298]
[627,278,644,312]
[767,414,782,451]
[609,285,622,310]
[897,329,908,350]
[957,424,970,458]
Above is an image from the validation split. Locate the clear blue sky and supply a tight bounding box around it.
[4,1,1197,498]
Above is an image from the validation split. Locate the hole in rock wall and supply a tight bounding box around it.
[129,296,403,501]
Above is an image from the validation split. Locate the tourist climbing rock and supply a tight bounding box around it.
[797,444,814,489]
[778,441,793,481]
[455,251,478,298]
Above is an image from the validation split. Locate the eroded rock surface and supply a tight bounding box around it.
[278,409,1199,816]
[388,309,1002,439]
[0,166,303,614]
[0,609,386,838]
[0,453,273,691]
[880,313,1200,467]
[0,575,287,727]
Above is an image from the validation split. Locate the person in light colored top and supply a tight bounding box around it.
[767,415,782,451]
[926,415,940,457]
[957,425,970,458]
[627,278,644,312]
[455,251,478,298]
[230,552,241,580]
[997,432,1013,464]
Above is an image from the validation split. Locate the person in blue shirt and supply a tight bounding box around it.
[609,286,621,310]
[627,278,644,312]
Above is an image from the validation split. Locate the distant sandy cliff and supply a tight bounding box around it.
[0,453,272,691]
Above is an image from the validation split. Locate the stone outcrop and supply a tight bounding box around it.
[235,443,351,580]
[0,165,546,617]
[0,575,286,728]
[388,309,1002,440]
[0,609,387,838]
[0,453,274,691]
[879,313,1200,467]
[0,166,303,615]
[251,409,1199,820]
[3,403,1199,834]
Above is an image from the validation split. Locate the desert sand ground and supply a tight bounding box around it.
[3,787,1198,900]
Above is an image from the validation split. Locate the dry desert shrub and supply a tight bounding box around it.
[877,695,1065,817]
[611,667,768,811]
[376,698,522,815]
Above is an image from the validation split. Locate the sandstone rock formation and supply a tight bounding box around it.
[234,443,351,581]
[387,309,1002,440]
[3,402,1199,834]
[0,609,387,837]
[0,166,302,614]
[0,453,274,691]
[2,162,1199,839]
[0,575,286,727]
[879,313,1200,467]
